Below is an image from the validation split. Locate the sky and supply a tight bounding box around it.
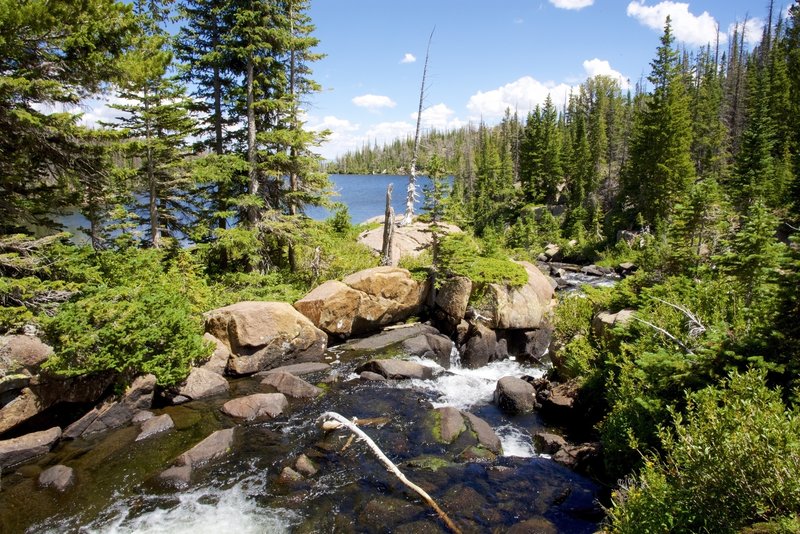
[76,0,784,161]
[301,0,779,160]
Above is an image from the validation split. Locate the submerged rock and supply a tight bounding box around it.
[355,359,434,380]
[38,464,75,491]
[258,362,330,377]
[260,372,322,399]
[160,428,236,485]
[221,393,288,421]
[343,323,440,352]
[135,414,174,441]
[204,301,327,375]
[0,427,61,469]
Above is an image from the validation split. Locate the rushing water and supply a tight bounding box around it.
[2,338,602,534]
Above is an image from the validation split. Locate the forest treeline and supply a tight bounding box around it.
[2,0,800,531]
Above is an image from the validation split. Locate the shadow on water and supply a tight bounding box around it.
[1,348,604,533]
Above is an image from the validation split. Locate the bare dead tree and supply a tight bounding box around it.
[381,183,395,265]
[399,29,434,226]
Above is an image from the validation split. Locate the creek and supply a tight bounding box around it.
[1,336,605,533]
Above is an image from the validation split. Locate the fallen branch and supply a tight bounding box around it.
[632,316,695,356]
[650,297,706,338]
[317,411,462,534]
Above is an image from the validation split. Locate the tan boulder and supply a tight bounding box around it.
[294,267,427,338]
[474,261,555,329]
[221,393,288,421]
[357,220,461,265]
[204,301,327,375]
[200,333,230,375]
[592,309,634,340]
[0,334,53,374]
[292,280,362,336]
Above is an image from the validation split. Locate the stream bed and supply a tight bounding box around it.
[0,341,605,533]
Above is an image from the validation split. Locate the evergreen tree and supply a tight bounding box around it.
[621,16,695,234]
[0,0,136,232]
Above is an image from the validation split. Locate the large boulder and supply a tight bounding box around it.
[221,393,288,421]
[0,427,61,469]
[494,376,536,415]
[294,267,427,338]
[0,334,53,374]
[355,359,434,380]
[434,276,472,324]
[342,323,439,352]
[401,333,454,367]
[204,301,327,375]
[357,220,462,266]
[461,323,497,369]
[473,261,555,330]
[200,333,230,375]
[430,407,503,458]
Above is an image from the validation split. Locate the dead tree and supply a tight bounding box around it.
[381,183,395,265]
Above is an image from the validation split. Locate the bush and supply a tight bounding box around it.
[608,370,800,533]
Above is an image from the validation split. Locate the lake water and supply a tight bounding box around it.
[57,174,431,243]
[308,174,433,224]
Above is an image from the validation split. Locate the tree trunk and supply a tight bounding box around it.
[381,183,395,265]
[247,55,259,225]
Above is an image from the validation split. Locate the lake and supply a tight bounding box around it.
[308,174,433,224]
[56,174,432,243]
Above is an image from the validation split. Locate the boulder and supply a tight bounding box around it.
[204,301,327,375]
[0,373,30,395]
[532,431,568,455]
[357,220,461,265]
[135,414,174,441]
[0,334,53,374]
[63,374,156,439]
[176,367,229,401]
[592,309,634,341]
[132,410,154,423]
[434,276,472,324]
[462,412,502,455]
[552,442,601,473]
[279,466,304,483]
[473,261,555,330]
[0,427,61,469]
[260,372,322,399]
[494,376,536,415]
[294,267,427,338]
[401,333,454,367]
[200,333,230,375]
[354,359,434,380]
[38,464,75,491]
[342,323,439,352]
[162,428,236,484]
[221,393,288,421]
[359,371,386,381]
[0,372,115,435]
[436,406,466,443]
[461,323,497,369]
[258,362,330,377]
[537,380,580,425]
[543,243,562,261]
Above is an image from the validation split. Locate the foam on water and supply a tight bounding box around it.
[496,424,537,458]
[403,357,546,411]
[79,477,300,534]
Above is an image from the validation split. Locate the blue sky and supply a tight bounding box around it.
[302,0,776,159]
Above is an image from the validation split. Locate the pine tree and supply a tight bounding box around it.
[0,0,135,232]
[107,0,200,248]
[621,16,695,234]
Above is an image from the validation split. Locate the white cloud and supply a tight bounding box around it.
[549,0,593,10]
[365,121,415,143]
[727,17,764,46]
[411,103,466,131]
[352,94,397,110]
[466,76,575,120]
[308,115,363,160]
[582,58,631,89]
[627,1,721,47]
[401,53,416,64]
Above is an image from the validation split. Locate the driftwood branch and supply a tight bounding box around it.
[317,411,462,534]
[650,297,706,338]
[631,316,695,355]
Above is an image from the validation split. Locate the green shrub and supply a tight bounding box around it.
[438,233,527,288]
[43,276,210,386]
[608,370,800,533]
